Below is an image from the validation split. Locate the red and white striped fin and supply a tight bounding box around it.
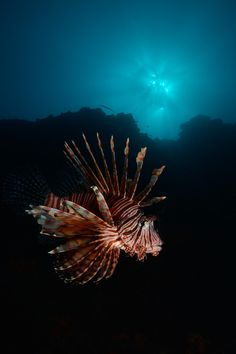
[135,166,166,203]
[28,203,113,238]
[93,246,114,283]
[127,147,147,199]
[45,191,97,214]
[77,243,118,284]
[68,192,96,211]
[28,197,120,284]
[54,243,102,271]
[64,142,88,181]
[91,186,114,226]
[96,133,115,195]
[82,134,109,193]
[55,243,105,282]
[104,247,120,279]
[44,192,63,209]
[49,237,92,254]
[110,136,120,196]
[120,138,129,197]
[63,200,110,227]
[64,141,105,193]
[53,239,120,284]
[140,196,167,207]
[93,245,120,283]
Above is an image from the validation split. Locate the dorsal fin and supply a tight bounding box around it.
[64,141,105,193]
[120,138,129,197]
[140,196,166,207]
[110,136,120,196]
[127,147,147,199]
[65,134,164,202]
[134,166,165,203]
[64,142,88,181]
[96,133,115,195]
[91,186,114,226]
[82,134,109,193]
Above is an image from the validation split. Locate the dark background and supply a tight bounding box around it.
[1,108,235,354]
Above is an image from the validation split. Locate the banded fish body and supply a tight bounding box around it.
[26,133,166,285]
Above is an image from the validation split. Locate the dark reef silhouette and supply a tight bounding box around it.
[1,108,235,354]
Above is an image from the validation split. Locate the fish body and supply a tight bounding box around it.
[26,134,166,284]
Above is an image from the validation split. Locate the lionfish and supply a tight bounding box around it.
[26,134,166,285]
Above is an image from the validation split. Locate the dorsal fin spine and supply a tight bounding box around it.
[110,136,120,196]
[96,133,115,195]
[120,138,129,197]
[134,165,165,203]
[82,134,109,193]
[127,147,147,199]
[64,141,105,192]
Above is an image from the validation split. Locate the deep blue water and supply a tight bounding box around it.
[1,0,236,138]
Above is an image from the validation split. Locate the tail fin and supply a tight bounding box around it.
[0,166,50,216]
[0,160,89,216]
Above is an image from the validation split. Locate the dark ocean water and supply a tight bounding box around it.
[1,109,235,354]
